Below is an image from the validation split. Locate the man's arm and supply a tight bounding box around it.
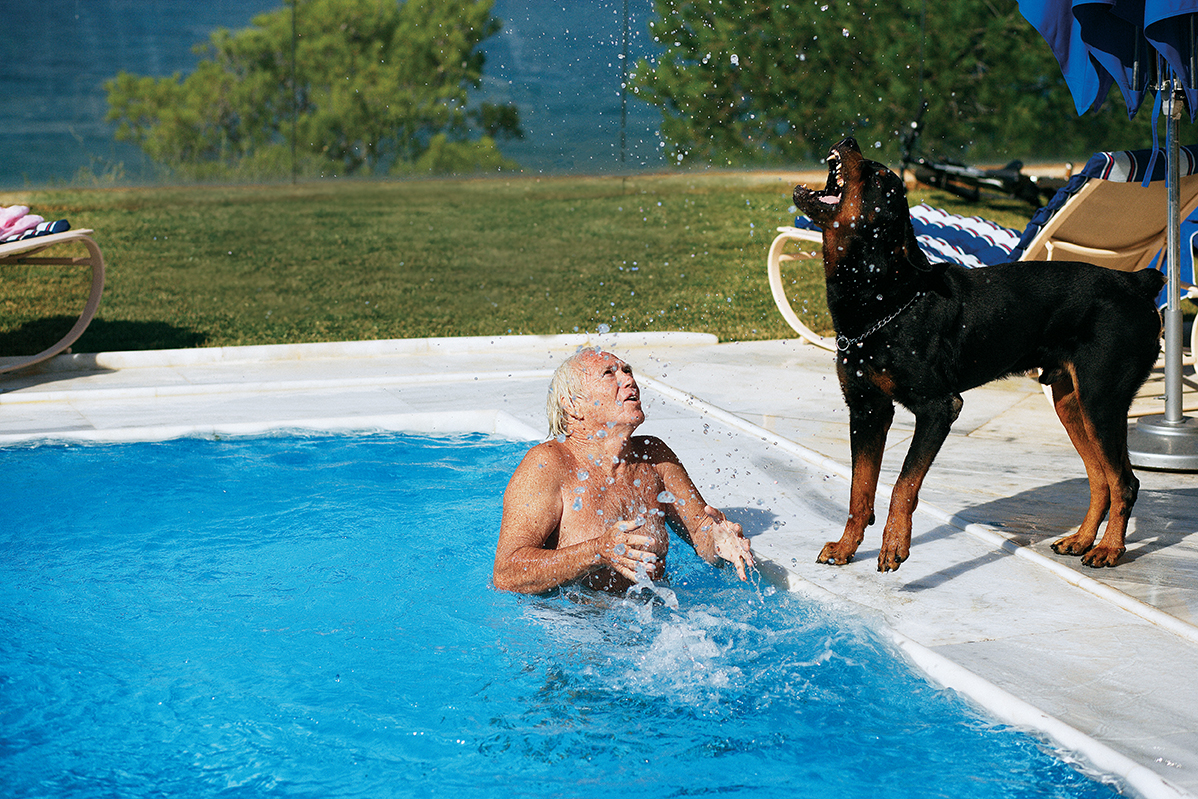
[642,437,755,580]
[492,445,656,594]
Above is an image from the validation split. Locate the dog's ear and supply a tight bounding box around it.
[902,220,933,272]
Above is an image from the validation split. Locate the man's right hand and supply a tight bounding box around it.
[601,517,661,582]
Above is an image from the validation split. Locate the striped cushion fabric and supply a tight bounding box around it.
[909,204,1020,268]
[793,207,1020,269]
[0,218,71,244]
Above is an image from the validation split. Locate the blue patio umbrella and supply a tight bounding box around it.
[1020,0,1198,470]
[1021,0,1198,120]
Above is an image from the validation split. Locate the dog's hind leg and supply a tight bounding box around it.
[1077,359,1142,568]
[1047,362,1140,567]
[877,394,960,572]
[1070,300,1161,567]
[1081,446,1137,568]
[819,391,894,566]
[1046,366,1113,559]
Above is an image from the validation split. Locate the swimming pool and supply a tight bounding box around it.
[0,431,1123,797]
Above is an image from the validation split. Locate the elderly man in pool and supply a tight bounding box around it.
[493,347,754,595]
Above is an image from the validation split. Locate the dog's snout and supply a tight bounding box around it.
[834,137,861,155]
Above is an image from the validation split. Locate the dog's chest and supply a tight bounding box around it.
[837,334,950,403]
[837,345,902,394]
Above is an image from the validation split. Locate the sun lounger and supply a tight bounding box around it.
[0,229,106,374]
[768,146,1198,357]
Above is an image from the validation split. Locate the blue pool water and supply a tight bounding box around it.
[0,432,1121,798]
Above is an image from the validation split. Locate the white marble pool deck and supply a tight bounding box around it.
[2,332,1196,798]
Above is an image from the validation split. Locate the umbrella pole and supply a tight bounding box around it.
[1128,76,1198,470]
[1165,81,1184,425]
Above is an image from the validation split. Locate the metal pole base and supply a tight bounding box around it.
[1128,414,1198,471]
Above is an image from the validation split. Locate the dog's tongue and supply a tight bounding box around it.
[820,194,841,205]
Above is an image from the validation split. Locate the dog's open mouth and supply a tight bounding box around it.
[794,147,844,212]
[818,149,844,205]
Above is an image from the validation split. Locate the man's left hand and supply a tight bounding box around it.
[704,505,754,580]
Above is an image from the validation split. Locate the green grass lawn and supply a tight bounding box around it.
[0,173,1039,356]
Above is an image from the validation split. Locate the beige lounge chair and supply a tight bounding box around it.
[769,147,1198,358]
[0,230,106,374]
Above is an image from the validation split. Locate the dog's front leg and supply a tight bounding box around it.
[878,395,960,572]
[819,392,894,565]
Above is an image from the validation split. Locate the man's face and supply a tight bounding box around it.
[575,350,644,432]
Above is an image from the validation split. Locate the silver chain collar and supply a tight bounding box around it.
[836,292,924,352]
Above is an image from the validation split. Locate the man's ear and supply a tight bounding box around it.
[562,394,582,421]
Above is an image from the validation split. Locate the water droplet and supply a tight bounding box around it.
[657,490,677,503]
[577,469,589,480]
[572,498,582,511]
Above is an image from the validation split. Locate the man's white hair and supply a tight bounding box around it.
[546,348,599,438]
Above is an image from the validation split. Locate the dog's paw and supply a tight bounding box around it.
[816,541,855,566]
[1050,533,1094,557]
[1080,546,1124,568]
[876,530,910,572]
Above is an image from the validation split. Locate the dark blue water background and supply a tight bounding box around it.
[0,0,664,187]
[0,431,1123,797]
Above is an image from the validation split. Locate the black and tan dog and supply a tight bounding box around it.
[792,138,1164,572]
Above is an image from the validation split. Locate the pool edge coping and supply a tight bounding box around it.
[0,332,719,374]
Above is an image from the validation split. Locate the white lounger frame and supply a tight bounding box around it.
[0,230,106,374]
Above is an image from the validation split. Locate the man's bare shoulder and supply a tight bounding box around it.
[522,439,573,465]
[508,439,574,487]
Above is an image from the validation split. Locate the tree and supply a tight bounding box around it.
[106,0,522,180]
[630,0,1150,168]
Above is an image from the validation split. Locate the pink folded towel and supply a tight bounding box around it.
[0,205,44,241]
[0,205,27,227]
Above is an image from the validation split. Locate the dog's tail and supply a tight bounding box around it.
[1131,268,1166,301]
